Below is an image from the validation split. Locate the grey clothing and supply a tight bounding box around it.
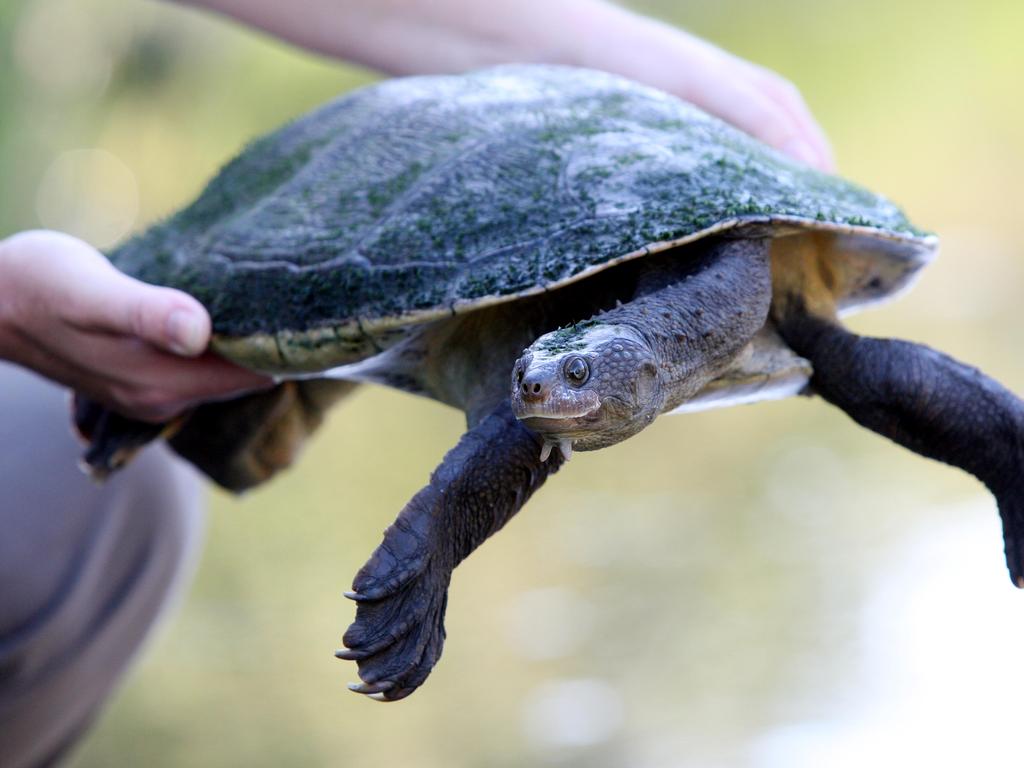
[0,363,204,767]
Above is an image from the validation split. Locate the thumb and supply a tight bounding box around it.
[53,233,212,356]
[6,230,213,357]
[100,268,212,357]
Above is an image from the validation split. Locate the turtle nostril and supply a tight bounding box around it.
[518,372,549,403]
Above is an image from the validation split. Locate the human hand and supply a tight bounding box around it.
[0,230,272,421]
[571,5,835,171]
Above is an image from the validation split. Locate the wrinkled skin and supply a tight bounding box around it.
[511,238,772,457]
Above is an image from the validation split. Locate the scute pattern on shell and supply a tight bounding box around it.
[108,65,927,338]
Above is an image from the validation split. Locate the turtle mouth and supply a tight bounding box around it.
[511,390,601,422]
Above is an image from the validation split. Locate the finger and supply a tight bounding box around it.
[9,230,214,358]
[33,327,272,421]
[91,351,272,421]
[693,69,831,171]
[746,64,835,171]
[0,322,111,401]
[65,260,213,358]
[616,21,835,171]
[683,63,816,161]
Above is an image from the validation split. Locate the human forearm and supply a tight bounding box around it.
[177,0,833,170]
[177,0,593,75]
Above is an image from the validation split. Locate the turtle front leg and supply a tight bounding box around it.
[776,302,1024,586]
[338,400,563,700]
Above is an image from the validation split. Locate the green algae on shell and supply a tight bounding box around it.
[104,64,936,371]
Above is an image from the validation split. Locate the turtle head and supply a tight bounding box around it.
[510,323,664,459]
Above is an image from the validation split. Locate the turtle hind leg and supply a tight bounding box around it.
[168,379,357,492]
[338,400,564,700]
[777,305,1024,586]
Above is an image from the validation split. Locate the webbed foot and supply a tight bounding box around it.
[338,560,451,700]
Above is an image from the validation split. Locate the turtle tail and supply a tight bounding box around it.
[73,394,180,480]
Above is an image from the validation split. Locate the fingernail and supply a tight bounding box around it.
[166,309,206,356]
[781,138,821,169]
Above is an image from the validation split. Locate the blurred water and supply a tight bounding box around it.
[753,505,1024,768]
[0,0,1022,765]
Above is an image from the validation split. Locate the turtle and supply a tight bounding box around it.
[75,64,1024,702]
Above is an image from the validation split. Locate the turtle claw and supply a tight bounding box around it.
[334,647,366,661]
[339,555,451,701]
[338,480,454,700]
[347,680,395,695]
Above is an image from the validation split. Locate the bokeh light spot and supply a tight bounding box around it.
[502,586,595,660]
[522,678,624,749]
[35,148,139,249]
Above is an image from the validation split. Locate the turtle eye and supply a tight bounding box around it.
[563,356,590,386]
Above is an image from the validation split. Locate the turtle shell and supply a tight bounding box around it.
[108,64,937,372]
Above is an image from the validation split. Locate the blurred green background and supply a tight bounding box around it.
[3,0,1024,765]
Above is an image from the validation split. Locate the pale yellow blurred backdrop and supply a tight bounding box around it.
[2,1,1023,766]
